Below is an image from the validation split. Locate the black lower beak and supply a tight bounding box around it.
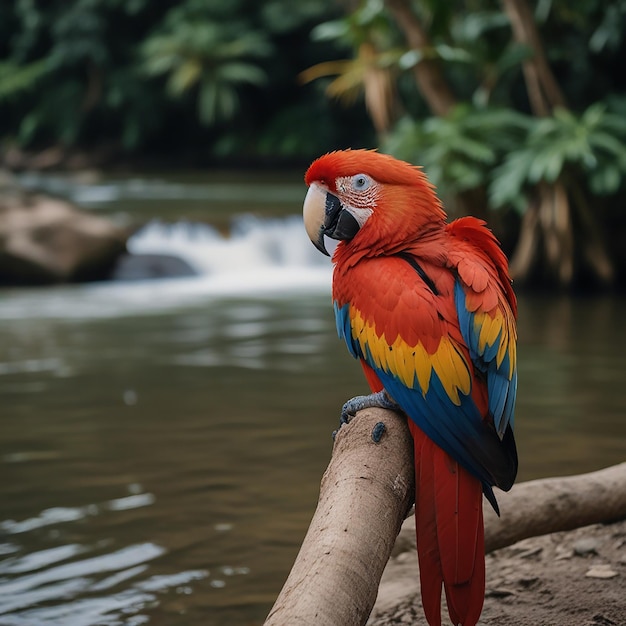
[323,192,360,242]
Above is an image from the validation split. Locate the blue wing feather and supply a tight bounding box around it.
[335,301,360,359]
[333,269,517,494]
[454,281,517,438]
[376,368,513,491]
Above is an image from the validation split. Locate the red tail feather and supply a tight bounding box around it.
[410,421,485,626]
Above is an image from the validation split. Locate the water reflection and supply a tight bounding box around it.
[1,292,625,625]
[0,296,350,625]
[515,295,626,476]
[0,484,209,626]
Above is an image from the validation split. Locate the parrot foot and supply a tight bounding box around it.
[332,391,400,440]
[341,390,399,422]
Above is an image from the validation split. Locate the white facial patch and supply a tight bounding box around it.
[335,174,379,226]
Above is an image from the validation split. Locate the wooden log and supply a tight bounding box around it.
[392,457,626,557]
[265,407,626,626]
[264,408,414,626]
[486,460,626,551]
[375,461,626,623]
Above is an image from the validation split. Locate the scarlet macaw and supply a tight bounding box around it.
[302,150,518,626]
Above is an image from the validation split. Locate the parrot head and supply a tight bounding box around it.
[303,149,446,256]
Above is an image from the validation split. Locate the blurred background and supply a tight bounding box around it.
[1,1,625,625]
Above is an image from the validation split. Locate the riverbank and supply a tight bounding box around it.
[3,153,626,292]
[369,517,626,625]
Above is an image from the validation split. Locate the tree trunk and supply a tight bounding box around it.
[265,407,626,626]
[508,198,540,281]
[568,178,615,285]
[538,180,574,285]
[384,0,457,118]
[382,0,491,219]
[264,408,414,626]
[499,0,605,288]
[500,0,567,115]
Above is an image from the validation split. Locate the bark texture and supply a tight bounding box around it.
[264,408,414,626]
[384,0,457,118]
[266,407,626,626]
[392,460,626,558]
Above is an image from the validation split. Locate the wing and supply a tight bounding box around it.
[333,253,517,494]
[447,217,518,441]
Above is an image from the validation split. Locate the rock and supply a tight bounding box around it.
[108,253,197,281]
[0,190,127,285]
[485,587,517,598]
[585,565,619,579]
[517,545,543,559]
[573,537,599,556]
[555,544,574,560]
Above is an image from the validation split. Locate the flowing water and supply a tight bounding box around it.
[1,173,625,625]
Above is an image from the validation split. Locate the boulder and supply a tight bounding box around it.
[0,181,128,285]
[109,253,197,281]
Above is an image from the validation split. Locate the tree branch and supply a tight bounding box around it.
[384,0,457,117]
[264,408,414,626]
[265,407,626,626]
[500,0,567,115]
[484,460,626,552]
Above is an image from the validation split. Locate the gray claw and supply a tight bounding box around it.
[335,390,400,436]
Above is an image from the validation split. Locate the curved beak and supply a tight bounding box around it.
[303,184,360,256]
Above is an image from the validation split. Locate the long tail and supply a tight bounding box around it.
[409,421,485,626]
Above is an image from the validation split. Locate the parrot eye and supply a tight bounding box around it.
[351,174,372,191]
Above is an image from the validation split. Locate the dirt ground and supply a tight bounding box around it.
[369,518,626,626]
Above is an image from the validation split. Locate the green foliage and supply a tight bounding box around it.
[0,60,50,101]
[387,99,626,214]
[371,0,626,222]
[260,0,336,34]
[2,0,626,172]
[142,18,272,125]
[0,0,350,158]
[0,0,164,149]
[311,0,395,47]
[490,103,626,210]
[384,105,530,196]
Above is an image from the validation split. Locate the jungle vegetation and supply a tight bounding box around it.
[1,0,625,288]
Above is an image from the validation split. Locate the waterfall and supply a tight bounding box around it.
[0,216,333,320]
[126,215,330,276]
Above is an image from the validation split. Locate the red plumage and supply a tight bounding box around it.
[304,150,518,626]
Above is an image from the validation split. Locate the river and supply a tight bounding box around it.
[1,172,625,625]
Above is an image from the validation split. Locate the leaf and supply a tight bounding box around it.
[299,60,352,84]
[489,151,533,208]
[167,58,202,95]
[448,134,496,163]
[494,43,533,74]
[310,19,351,42]
[0,59,50,101]
[198,79,240,125]
[434,44,473,63]
[580,102,606,128]
[218,62,267,86]
[589,165,622,195]
[398,49,423,69]
[598,112,626,135]
[527,143,564,183]
[454,10,510,40]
